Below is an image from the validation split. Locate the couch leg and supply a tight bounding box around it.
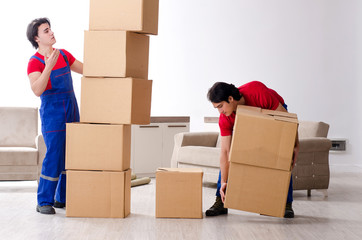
[307,189,311,197]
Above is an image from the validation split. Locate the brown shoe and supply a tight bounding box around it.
[205,196,228,216]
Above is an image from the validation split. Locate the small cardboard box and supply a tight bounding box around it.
[89,0,159,35]
[80,77,152,125]
[229,105,298,171]
[224,163,291,218]
[156,168,203,219]
[66,123,131,171]
[83,31,149,79]
[66,169,131,218]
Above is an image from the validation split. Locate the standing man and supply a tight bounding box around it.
[26,18,83,214]
[206,81,299,218]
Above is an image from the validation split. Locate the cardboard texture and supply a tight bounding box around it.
[66,169,131,218]
[83,31,149,79]
[80,77,152,125]
[156,168,203,219]
[89,0,159,35]
[229,105,298,171]
[224,163,291,218]
[65,123,131,171]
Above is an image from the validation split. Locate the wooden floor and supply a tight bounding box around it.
[1,165,362,240]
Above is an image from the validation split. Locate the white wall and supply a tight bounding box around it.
[1,0,361,164]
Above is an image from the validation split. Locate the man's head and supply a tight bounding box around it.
[207,82,243,116]
[26,18,54,49]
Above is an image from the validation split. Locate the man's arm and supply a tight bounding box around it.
[70,60,83,74]
[28,49,59,97]
[219,135,232,203]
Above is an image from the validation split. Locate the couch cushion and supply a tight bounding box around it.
[0,107,38,147]
[0,165,38,181]
[177,146,220,168]
[0,147,38,165]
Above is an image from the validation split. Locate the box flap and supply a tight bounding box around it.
[261,109,298,119]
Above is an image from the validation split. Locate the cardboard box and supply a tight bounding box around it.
[224,105,298,218]
[66,169,131,218]
[156,168,203,219]
[224,163,291,218]
[80,77,152,125]
[66,123,131,171]
[89,0,159,35]
[83,31,149,79]
[229,105,298,171]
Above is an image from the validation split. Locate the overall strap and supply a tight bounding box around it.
[58,49,69,66]
[30,55,45,65]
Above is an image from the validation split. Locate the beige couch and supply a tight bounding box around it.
[293,121,331,196]
[171,121,331,195]
[0,107,46,181]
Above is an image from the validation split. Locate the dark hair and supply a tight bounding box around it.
[207,82,242,103]
[26,18,51,49]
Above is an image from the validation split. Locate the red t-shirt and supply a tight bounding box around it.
[219,81,285,136]
[27,49,76,91]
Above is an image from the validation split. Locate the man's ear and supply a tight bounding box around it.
[228,96,234,102]
[35,36,39,43]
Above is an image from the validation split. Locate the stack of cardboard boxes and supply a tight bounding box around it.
[65,0,159,218]
[224,105,298,218]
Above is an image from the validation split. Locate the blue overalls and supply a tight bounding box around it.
[216,103,294,204]
[30,50,79,207]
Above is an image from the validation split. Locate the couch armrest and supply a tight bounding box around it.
[36,134,46,183]
[299,138,332,152]
[171,132,219,168]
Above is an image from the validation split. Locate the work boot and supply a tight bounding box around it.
[36,205,55,214]
[284,202,294,218]
[54,200,66,208]
[205,196,228,216]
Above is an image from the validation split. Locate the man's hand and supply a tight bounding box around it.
[220,182,227,203]
[44,49,60,70]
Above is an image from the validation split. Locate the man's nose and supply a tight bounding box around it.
[218,108,222,114]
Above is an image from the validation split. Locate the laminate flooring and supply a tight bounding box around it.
[1,165,362,240]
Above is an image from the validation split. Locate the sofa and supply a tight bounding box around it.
[171,121,331,196]
[293,121,331,196]
[0,107,46,181]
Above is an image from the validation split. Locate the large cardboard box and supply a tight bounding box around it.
[224,163,291,218]
[66,123,131,171]
[80,77,152,125]
[89,0,159,35]
[66,169,131,218]
[224,105,298,218]
[229,105,298,171]
[83,31,149,79]
[156,168,203,219]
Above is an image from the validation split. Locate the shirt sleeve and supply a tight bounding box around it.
[219,115,233,136]
[27,58,44,75]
